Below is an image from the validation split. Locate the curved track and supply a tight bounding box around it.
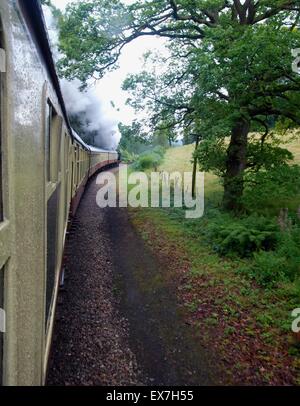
[47,169,219,386]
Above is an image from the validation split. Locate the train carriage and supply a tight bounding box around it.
[0,0,118,386]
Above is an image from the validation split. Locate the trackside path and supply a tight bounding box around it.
[47,169,220,386]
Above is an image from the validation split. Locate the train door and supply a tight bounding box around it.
[0,17,7,386]
[64,134,69,224]
[45,100,62,330]
[71,144,74,198]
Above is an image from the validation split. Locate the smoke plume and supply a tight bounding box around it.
[42,4,120,150]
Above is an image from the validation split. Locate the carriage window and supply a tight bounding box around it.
[0,22,5,222]
[45,102,52,182]
[0,266,4,386]
[76,146,80,186]
[45,101,57,182]
[46,185,60,326]
[58,131,62,175]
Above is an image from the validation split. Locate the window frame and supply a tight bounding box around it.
[0,19,6,223]
[0,265,4,386]
[45,99,62,186]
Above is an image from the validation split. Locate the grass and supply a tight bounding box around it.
[159,144,222,204]
[285,131,300,163]
[158,144,194,173]
[128,135,300,385]
[159,136,300,199]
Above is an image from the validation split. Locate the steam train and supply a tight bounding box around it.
[0,0,118,385]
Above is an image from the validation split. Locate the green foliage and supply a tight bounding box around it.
[196,137,227,177]
[240,226,300,287]
[152,124,177,147]
[56,0,300,211]
[151,145,166,158]
[118,120,167,166]
[206,213,279,257]
[133,153,161,171]
[247,143,294,172]
[118,121,150,155]
[132,146,166,171]
[243,164,300,211]
[119,148,138,163]
[203,209,300,287]
[243,251,286,287]
[277,229,300,280]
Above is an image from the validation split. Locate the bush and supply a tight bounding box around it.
[239,226,300,287]
[243,165,300,211]
[206,213,279,257]
[275,228,300,280]
[133,154,157,170]
[152,145,166,158]
[119,148,138,163]
[242,251,286,287]
[132,148,166,171]
[204,209,300,288]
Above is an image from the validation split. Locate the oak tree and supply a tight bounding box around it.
[58,0,300,211]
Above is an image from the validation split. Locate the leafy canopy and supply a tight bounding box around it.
[57,1,300,199]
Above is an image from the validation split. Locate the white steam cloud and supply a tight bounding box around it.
[61,79,120,149]
[42,5,120,150]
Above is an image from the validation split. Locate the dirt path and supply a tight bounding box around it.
[47,169,220,386]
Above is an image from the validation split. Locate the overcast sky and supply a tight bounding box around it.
[51,0,167,126]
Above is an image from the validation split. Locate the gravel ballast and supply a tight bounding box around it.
[47,168,220,386]
[47,171,143,386]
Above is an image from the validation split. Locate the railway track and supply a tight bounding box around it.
[47,170,219,386]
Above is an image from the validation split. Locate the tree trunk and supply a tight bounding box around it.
[192,135,200,199]
[223,118,250,212]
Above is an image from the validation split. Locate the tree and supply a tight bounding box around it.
[153,120,178,147]
[118,121,150,155]
[121,53,195,148]
[192,23,300,210]
[57,0,300,212]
